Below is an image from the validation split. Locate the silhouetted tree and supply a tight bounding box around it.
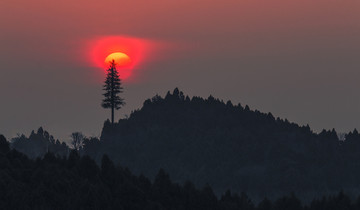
[11,128,68,158]
[0,135,9,153]
[101,154,115,177]
[70,132,84,150]
[102,60,125,124]
[258,198,272,210]
[274,193,302,210]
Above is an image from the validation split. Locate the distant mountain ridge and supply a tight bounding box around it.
[11,127,69,158]
[87,88,360,200]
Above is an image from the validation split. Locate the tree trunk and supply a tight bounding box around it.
[111,67,115,124]
[111,105,114,124]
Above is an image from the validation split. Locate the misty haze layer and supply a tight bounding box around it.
[1,0,360,139]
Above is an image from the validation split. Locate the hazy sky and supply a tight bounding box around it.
[1,0,360,141]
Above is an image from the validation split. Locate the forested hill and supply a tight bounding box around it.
[91,88,360,200]
[1,134,359,209]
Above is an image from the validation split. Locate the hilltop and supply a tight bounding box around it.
[82,88,360,200]
[10,88,360,200]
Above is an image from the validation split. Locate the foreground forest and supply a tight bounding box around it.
[2,135,360,209]
[10,88,360,201]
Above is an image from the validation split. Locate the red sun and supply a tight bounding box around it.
[104,52,132,79]
[88,36,152,81]
[105,52,131,67]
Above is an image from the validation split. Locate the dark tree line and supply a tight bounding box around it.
[95,88,360,199]
[2,134,360,209]
[9,88,360,201]
[11,127,68,158]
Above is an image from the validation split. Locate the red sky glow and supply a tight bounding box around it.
[1,0,360,141]
[87,36,155,80]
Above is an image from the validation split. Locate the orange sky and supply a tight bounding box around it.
[1,0,360,140]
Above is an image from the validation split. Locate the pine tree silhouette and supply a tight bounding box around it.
[102,60,125,124]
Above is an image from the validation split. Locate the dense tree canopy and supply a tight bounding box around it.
[7,88,360,203]
[95,88,360,199]
[2,135,360,209]
[11,127,68,158]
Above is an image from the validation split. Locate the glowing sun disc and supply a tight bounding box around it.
[104,52,131,67]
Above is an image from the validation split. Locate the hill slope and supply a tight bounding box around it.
[84,88,360,199]
[3,134,359,209]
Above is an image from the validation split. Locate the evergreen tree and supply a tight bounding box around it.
[102,60,125,124]
[0,135,9,153]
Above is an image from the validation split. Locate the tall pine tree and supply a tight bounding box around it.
[102,60,125,124]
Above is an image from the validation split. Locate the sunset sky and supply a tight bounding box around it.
[1,0,360,140]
